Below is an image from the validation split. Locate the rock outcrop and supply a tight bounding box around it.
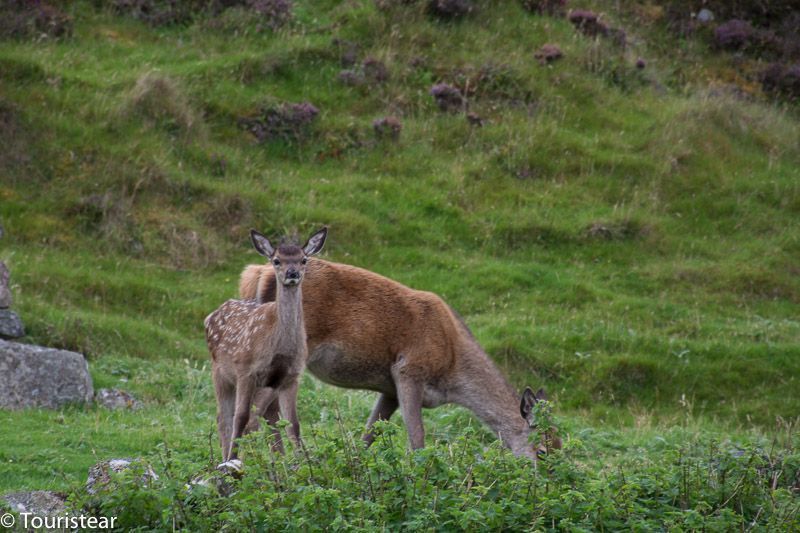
[0,261,23,340]
[0,261,11,309]
[95,388,141,410]
[86,459,158,495]
[0,309,24,339]
[0,340,93,409]
[3,491,68,516]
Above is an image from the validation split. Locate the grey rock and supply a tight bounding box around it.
[86,459,158,495]
[3,491,68,516]
[189,462,241,498]
[697,9,714,23]
[201,459,244,497]
[216,459,243,477]
[0,261,11,308]
[95,388,141,410]
[0,310,24,339]
[0,339,92,409]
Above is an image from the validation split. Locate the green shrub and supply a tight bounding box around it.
[72,420,800,531]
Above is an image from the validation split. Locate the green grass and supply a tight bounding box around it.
[1,361,798,529]
[0,0,798,526]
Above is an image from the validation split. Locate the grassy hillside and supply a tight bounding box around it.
[0,0,798,528]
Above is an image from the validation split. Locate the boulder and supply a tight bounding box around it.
[0,310,24,339]
[3,491,67,516]
[0,339,93,409]
[217,459,243,477]
[95,388,141,410]
[86,459,158,495]
[0,261,10,308]
[188,459,243,497]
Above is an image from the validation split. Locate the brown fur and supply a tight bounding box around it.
[240,258,559,460]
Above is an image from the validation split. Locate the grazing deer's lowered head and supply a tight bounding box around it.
[206,227,327,462]
[520,387,563,458]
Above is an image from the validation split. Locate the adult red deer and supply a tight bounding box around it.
[206,227,327,461]
[239,249,560,460]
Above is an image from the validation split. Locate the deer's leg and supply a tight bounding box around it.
[214,374,236,462]
[244,387,273,435]
[262,392,285,454]
[278,379,302,447]
[249,387,283,453]
[391,358,426,450]
[229,377,256,461]
[362,393,399,446]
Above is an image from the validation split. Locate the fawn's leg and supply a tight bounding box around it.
[229,377,255,461]
[262,392,285,453]
[245,387,275,435]
[279,379,302,447]
[362,393,399,446]
[214,373,236,462]
[391,357,426,450]
[250,387,283,453]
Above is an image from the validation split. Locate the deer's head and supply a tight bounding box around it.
[520,387,562,459]
[250,227,328,287]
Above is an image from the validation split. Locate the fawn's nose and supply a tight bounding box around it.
[286,269,300,280]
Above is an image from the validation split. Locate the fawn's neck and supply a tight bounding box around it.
[273,281,305,349]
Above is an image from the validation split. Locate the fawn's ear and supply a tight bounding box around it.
[520,387,536,419]
[250,229,275,258]
[534,388,548,402]
[303,226,328,256]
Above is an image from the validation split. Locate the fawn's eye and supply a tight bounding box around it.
[273,258,281,266]
[301,258,308,265]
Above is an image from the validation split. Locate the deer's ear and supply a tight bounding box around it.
[520,387,536,419]
[534,388,548,402]
[250,229,275,258]
[303,227,328,256]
